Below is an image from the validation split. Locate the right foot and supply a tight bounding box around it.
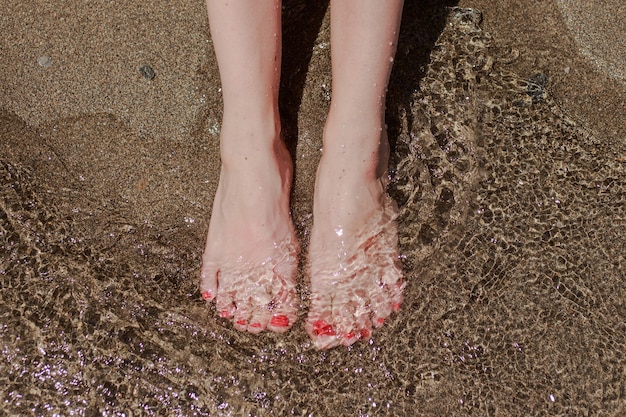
[200,131,299,334]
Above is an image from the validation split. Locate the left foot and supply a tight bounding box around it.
[306,123,404,349]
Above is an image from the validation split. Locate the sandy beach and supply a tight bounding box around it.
[1,0,625,415]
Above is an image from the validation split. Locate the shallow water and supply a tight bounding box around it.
[2,7,626,416]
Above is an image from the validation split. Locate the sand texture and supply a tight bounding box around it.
[1,0,625,415]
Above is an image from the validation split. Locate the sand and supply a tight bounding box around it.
[1,0,625,415]
[460,0,625,141]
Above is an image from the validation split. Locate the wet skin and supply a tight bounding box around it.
[200,137,300,334]
[305,125,404,349]
[200,126,404,348]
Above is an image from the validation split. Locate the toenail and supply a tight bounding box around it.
[377,317,385,325]
[359,329,370,339]
[201,290,212,300]
[345,331,356,339]
[393,302,402,312]
[250,322,262,328]
[221,309,232,318]
[313,320,336,336]
[236,319,247,326]
[270,315,290,327]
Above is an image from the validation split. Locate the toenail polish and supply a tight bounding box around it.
[393,302,402,312]
[221,310,231,318]
[236,319,247,326]
[359,329,370,339]
[345,331,355,339]
[270,315,290,327]
[313,319,336,336]
[250,322,262,328]
[201,290,212,300]
[377,318,385,325]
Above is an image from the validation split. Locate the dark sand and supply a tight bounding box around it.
[1,0,625,415]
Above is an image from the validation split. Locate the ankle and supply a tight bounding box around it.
[218,118,283,167]
[321,114,390,180]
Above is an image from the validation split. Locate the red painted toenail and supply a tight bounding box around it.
[345,331,355,339]
[250,322,262,328]
[221,310,231,318]
[313,320,335,336]
[359,329,370,339]
[201,291,212,300]
[377,318,385,325]
[236,319,247,326]
[393,302,402,312]
[270,315,290,327]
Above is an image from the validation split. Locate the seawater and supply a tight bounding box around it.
[1,8,625,416]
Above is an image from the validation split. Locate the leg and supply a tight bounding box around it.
[306,0,405,349]
[200,0,299,334]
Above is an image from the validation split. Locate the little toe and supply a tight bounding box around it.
[389,283,405,312]
[369,293,392,327]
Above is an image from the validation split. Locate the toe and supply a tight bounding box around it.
[390,282,405,312]
[306,318,343,350]
[341,328,371,346]
[199,260,219,302]
[312,333,342,350]
[234,317,249,331]
[265,278,298,333]
[267,313,293,333]
[267,304,297,333]
[247,309,271,334]
[370,291,392,327]
[216,292,236,320]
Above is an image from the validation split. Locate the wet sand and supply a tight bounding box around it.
[1,0,625,415]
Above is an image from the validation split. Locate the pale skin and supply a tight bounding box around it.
[200,0,405,349]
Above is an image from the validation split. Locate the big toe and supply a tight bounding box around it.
[306,318,341,350]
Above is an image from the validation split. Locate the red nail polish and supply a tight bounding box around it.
[313,320,335,336]
[270,315,290,327]
[236,319,247,326]
[393,302,402,312]
[250,322,262,328]
[345,331,355,339]
[377,317,385,325]
[221,310,231,318]
[201,291,212,300]
[359,329,370,339]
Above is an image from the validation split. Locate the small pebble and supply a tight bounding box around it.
[38,55,52,67]
[526,73,548,99]
[139,65,156,81]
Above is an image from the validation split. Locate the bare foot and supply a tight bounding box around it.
[200,133,299,334]
[306,126,404,349]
